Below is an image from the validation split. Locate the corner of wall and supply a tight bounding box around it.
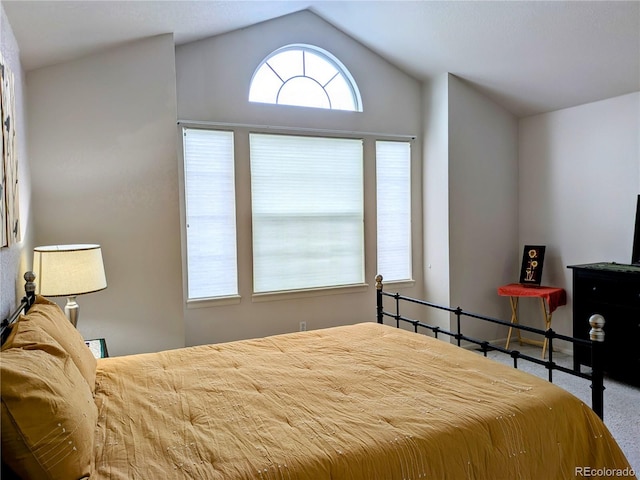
[421,74,451,331]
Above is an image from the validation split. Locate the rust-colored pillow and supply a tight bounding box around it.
[2,295,97,393]
[0,328,97,479]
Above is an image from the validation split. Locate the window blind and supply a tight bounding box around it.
[376,140,412,282]
[250,133,364,293]
[182,128,238,299]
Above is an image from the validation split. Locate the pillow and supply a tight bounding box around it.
[1,328,97,480]
[2,295,97,393]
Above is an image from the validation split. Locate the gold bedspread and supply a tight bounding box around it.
[93,322,633,479]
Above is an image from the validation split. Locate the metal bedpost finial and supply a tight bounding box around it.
[589,314,605,342]
[375,274,383,290]
[24,271,36,295]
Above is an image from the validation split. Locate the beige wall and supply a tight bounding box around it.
[447,75,519,340]
[518,92,640,340]
[11,7,638,355]
[422,74,519,342]
[26,34,183,355]
[176,11,424,345]
[176,11,421,136]
[421,74,450,331]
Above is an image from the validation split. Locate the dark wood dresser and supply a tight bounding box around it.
[567,262,640,385]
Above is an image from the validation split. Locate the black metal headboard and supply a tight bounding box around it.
[0,271,37,345]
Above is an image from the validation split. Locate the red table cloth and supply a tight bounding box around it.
[497,283,567,313]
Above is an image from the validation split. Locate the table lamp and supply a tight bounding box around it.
[32,244,107,327]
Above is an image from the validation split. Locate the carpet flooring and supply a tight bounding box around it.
[479,344,639,474]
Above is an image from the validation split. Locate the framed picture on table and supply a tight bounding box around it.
[519,245,546,286]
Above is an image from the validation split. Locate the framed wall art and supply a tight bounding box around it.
[1,51,20,248]
[519,245,546,286]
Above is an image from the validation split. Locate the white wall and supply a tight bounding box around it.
[447,75,519,340]
[0,4,33,320]
[519,92,640,337]
[177,11,420,136]
[176,11,424,345]
[423,74,521,343]
[422,74,519,342]
[15,7,637,355]
[422,74,450,331]
[26,34,183,355]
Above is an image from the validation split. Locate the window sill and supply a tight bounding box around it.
[252,283,369,303]
[187,295,242,309]
[381,279,416,289]
[186,282,374,308]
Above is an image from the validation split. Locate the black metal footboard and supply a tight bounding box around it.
[375,275,606,419]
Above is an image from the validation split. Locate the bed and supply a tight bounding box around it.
[1,273,635,479]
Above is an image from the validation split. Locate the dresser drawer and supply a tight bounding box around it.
[574,275,640,308]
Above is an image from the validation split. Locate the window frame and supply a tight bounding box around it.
[249,44,363,112]
[179,127,240,305]
[178,122,416,306]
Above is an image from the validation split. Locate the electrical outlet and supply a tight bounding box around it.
[299,321,307,332]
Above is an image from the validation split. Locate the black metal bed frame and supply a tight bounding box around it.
[375,275,607,419]
[2,271,606,418]
[0,272,37,345]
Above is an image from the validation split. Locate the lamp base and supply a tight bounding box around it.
[64,296,79,327]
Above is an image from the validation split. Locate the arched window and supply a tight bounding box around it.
[249,44,362,112]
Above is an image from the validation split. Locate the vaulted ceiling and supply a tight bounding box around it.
[3,0,639,117]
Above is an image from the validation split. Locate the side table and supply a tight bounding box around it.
[497,283,567,359]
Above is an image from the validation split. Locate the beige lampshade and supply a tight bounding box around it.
[33,244,107,296]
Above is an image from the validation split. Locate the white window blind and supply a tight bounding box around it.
[182,128,238,299]
[250,133,364,293]
[376,140,412,282]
